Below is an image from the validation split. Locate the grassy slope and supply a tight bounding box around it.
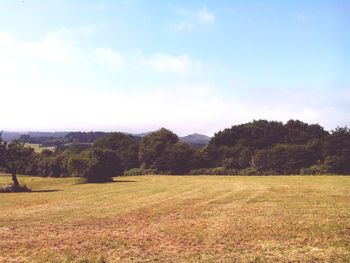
[0,175,349,262]
[25,143,55,153]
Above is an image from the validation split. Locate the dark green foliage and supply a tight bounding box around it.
[138,128,177,171]
[0,137,34,191]
[189,167,238,175]
[65,131,108,143]
[35,151,72,177]
[300,164,331,175]
[93,132,140,170]
[2,120,350,178]
[123,168,145,176]
[68,149,122,182]
[123,168,158,176]
[139,128,178,169]
[323,127,350,174]
[138,128,198,174]
[252,144,318,174]
[207,120,344,174]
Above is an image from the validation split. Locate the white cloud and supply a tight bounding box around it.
[1,30,348,135]
[175,21,196,32]
[0,29,78,63]
[0,29,204,77]
[0,29,126,75]
[197,8,215,24]
[94,47,125,71]
[142,53,202,75]
[0,32,15,46]
[173,7,215,32]
[80,25,97,35]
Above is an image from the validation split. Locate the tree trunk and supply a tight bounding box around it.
[12,172,20,192]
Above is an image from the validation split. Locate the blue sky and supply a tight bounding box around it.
[0,0,349,135]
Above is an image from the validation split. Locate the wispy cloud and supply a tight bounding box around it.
[1,27,348,135]
[142,53,202,75]
[173,7,215,32]
[0,29,128,75]
[79,25,97,35]
[197,8,215,24]
[175,21,196,32]
[94,47,125,71]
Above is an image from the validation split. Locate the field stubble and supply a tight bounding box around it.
[0,175,349,262]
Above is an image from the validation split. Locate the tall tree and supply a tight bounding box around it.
[93,132,140,170]
[138,128,178,172]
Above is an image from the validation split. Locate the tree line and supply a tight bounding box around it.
[1,119,350,190]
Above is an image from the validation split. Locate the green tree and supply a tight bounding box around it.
[0,139,34,191]
[253,144,319,174]
[68,149,122,182]
[323,127,350,173]
[93,132,140,170]
[138,128,178,171]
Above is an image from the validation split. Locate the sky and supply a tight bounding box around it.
[0,0,349,136]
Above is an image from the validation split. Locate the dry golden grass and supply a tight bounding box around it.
[0,174,349,262]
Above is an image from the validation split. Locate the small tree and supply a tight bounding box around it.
[0,139,34,191]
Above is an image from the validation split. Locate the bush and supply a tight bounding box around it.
[123,168,145,176]
[0,184,31,193]
[68,149,122,183]
[189,167,238,175]
[144,169,160,175]
[239,167,260,176]
[122,168,178,176]
[300,164,331,175]
[209,167,228,175]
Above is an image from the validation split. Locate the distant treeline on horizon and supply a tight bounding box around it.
[1,119,350,180]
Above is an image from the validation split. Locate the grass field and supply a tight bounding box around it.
[0,175,349,262]
[25,143,55,153]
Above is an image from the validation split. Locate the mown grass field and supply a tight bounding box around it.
[0,174,349,262]
[24,143,55,153]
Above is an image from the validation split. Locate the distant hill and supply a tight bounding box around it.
[27,132,69,138]
[1,130,211,147]
[180,133,211,147]
[1,132,23,141]
[1,131,69,142]
[133,131,211,147]
[133,132,152,137]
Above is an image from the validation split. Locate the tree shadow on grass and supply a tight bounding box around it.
[0,188,60,193]
[80,179,138,184]
[112,179,137,183]
[30,189,60,193]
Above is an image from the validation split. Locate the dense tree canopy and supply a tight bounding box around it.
[68,149,123,182]
[1,120,350,181]
[93,132,140,170]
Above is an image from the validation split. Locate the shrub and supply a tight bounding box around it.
[123,168,145,176]
[300,164,331,175]
[189,167,238,175]
[239,167,260,176]
[144,169,158,175]
[123,168,171,176]
[68,149,122,183]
